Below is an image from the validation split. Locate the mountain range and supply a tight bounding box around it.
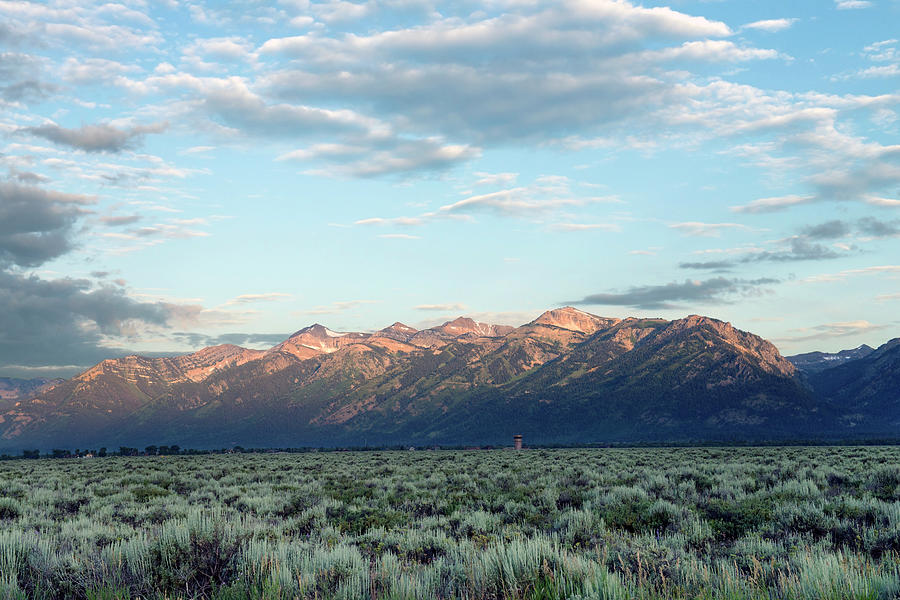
[1,307,897,450]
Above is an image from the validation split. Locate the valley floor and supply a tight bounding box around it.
[1,447,899,599]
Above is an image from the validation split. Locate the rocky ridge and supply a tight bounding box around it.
[0,308,888,449]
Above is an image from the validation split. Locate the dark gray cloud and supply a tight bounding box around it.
[744,237,842,263]
[681,239,843,271]
[802,220,851,240]
[172,331,289,348]
[0,271,170,372]
[0,181,182,375]
[570,277,778,310]
[258,3,737,144]
[858,216,900,238]
[0,181,94,267]
[678,260,734,271]
[7,168,50,184]
[22,122,167,153]
[0,52,55,102]
[201,80,376,138]
[1,80,57,102]
[100,214,142,226]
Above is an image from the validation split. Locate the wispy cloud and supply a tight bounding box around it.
[415,303,467,311]
[223,293,292,306]
[669,222,751,237]
[776,320,885,343]
[569,277,778,310]
[835,0,872,9]
[801,265,900,283]
[22,122,167,153]
[742,18,797,33]
[298,300,376,315]
[731,195,815,213]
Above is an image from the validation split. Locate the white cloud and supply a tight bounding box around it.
[669,222,750,237]
[835,0,872,9]
[742,18,797,33]
[415,303,467,311]
[377,233,421,239]
[473,171,518,186]
[223,293,292,306]
[731,195,816,213]
[549,223,621,232]
[775,320,885,343]
[286,137,480,178]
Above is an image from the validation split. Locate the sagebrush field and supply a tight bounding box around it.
[1,447,899,599]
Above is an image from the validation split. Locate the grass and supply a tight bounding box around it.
[0,447,899,599]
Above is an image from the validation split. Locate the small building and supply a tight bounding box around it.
[513,434,523,450]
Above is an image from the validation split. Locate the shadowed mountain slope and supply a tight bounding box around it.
[0,308,887,449]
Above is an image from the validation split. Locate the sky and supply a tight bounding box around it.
[1,0,899,378]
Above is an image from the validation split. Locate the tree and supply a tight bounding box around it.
[145,445,158,456]
[98,447,107,457]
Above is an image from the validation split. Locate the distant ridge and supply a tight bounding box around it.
[787,345,875,374]
[0,308,896,450]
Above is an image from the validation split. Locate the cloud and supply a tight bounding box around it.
[22,122,168,153]
[683,232,851,270]
[223,293,292,306]
[254,0,763,155]
[60,57,140,85]
[355,216,426,227]
[182,36,257,65]
[377,233,420,239]
[742,18,797,33]
[100,215,142,227]
[0,52,55,102]
[298,300,376,315]
[802,220,851,240]
[801,265,900,283]
[798,217,900,240]
[415,303,467,311]
[549,223,621,232]
[0,180,94,267]
[439,184,618,218]
[747,237,845,263]
[835,0,871,9]
[731,195,816,213]
[199,77,383,137]
[669,222,750,237]
[776,320,885,344]
[283,137,480,178]
[7,167,49,184]
[440,188,582,216]
[102,220,211,242]
[474,172,518,186]
[356,175,618,226]
[678,261,734,271]
[857,217,900,238]
[172,331,290,349]
[0,271,171,371]
[569,277,778,310]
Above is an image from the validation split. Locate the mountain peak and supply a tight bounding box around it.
[374,322,419,343]
[290,324,349,339]
[435,317,512,338]
[532,307,617,334]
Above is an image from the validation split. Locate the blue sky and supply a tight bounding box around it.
[1,0,899,377]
